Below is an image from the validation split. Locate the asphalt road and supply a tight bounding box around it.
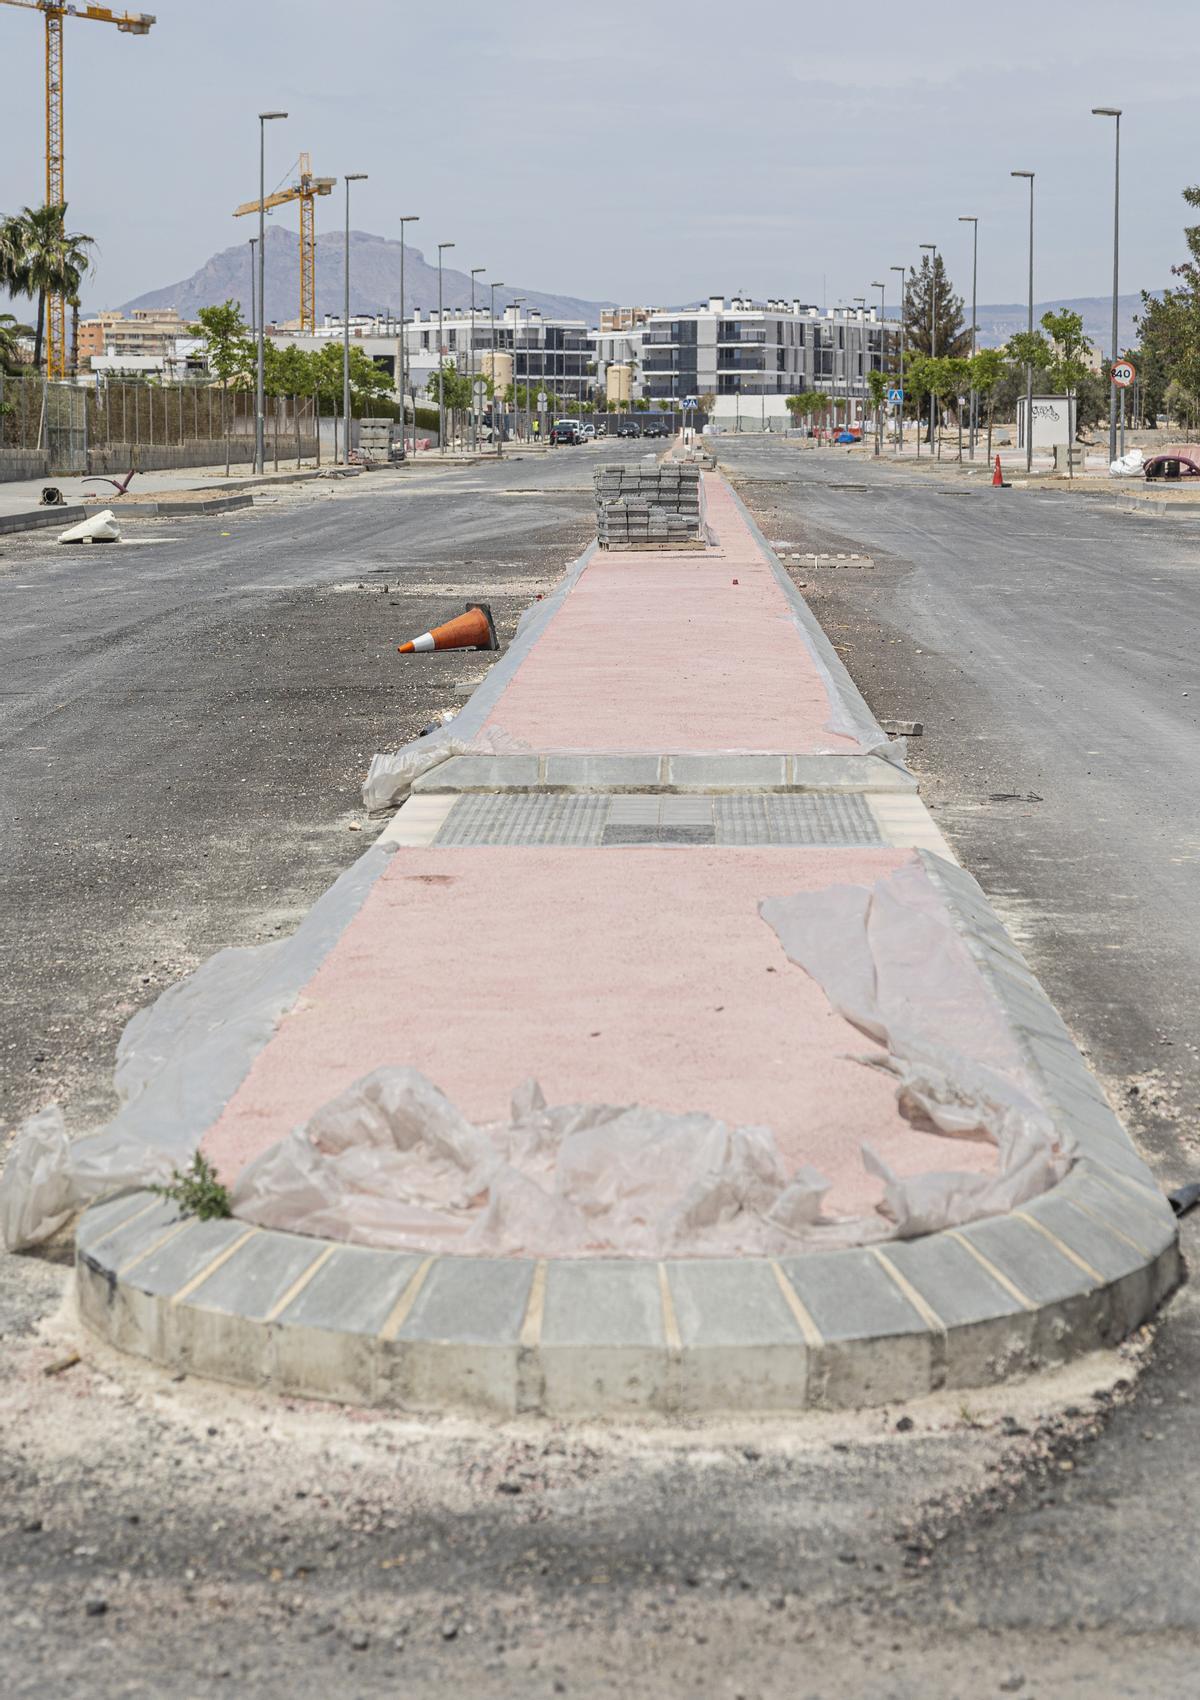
[2,441,1199,1699]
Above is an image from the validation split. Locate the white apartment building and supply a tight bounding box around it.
[638,296,899,410]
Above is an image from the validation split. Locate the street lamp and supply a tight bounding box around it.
[871,281,886,455]
[509,296,525,441]
[919,243,937,454]
[1012,172,1035,473]
[437,241,454,453]
[489,280,504,458]
[255,110,287,475]
[1092,108,1122,465]
[853,295,865,430]
[342,174,367,465]
[890,264,907,452]
[958,215,979,457]
[397,214,418,458]
[469,267,485,451]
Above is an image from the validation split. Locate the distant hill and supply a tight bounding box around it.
[974,292,1154,353]
[117,225,612,326]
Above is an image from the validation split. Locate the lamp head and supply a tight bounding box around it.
[1011,170,1034,179]
[1092,107,1121,117]
[259,110,287,120]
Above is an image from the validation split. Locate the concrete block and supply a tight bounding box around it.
[542,754,662,791]
[781,1250,936,1407]
[540,1261,671,1415]
[412,755,541,792]
[385,1258,533,1415]
[666,754,787,791]
[788,756,917,794]
[270,1245,422,1402]
[667,1259,808,1411]
[882,1233,1038,1386]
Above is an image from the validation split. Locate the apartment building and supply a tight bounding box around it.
[639,296,899,407]
[78,309,191,365]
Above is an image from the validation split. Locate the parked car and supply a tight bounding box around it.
[578,422,597,441]
[550,420,581,445]
[641,422,669,438]
[616,422,642,438]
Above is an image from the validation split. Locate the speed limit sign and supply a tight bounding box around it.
[1111,359,1137,387]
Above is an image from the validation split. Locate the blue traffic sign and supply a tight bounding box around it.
[886,387,904,404]
[681,396,698,410]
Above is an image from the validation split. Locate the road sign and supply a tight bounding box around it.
[472,378,488,402]
[536,390,548,411]
[681,396,698,411]
[1111,360,1136,388]
[886,387,904,404]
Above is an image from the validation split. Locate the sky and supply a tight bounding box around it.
[0,0,1195,316]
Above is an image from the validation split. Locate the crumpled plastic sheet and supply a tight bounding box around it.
[759,860,1076,1238]
[0,847,392,1252]
[362,724,531,814]
[231,1068,846,1258]
[1109,448,1145,477]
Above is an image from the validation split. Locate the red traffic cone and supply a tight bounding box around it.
[398,602,498,654]
[992,453,1004,486]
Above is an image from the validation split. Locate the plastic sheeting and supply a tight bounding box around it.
[0,846,393,1252]
[759,860,1075,1237]
[231,1068,846,1258]
[1109,448,1145,477]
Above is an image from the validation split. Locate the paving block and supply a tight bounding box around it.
[386,1257,534,1415]
[667,1259,809,1410]
[539,1260,671,1415]
[781,1250,937,1406]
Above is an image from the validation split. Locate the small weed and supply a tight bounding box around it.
[152,1153,232,1221]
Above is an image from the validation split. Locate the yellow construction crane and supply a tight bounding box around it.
[234,155,336,333]
[0,1,155,378]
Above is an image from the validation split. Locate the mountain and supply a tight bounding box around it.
[973,293,1153,354]
[117,226,612,326]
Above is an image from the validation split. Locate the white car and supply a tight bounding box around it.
[578,422,597,441]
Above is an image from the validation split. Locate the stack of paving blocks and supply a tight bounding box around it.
[594,462,704,549]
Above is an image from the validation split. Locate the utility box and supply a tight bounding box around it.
[1017,394,1076,452]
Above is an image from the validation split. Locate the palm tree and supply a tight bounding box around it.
[0,312,34,376]
[7,204,95,372]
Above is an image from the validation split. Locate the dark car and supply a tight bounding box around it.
[549,420,580,445]
[641,422,670,438]
[615,422,642,438]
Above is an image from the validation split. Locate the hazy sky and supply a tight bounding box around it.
[1,0,1194,313]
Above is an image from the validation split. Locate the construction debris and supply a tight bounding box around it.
[594,462,705,549]
[57,509,121,545]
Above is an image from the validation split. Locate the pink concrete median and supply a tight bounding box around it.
[478,477,861,755]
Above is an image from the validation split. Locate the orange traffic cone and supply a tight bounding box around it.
[398,602,498,654]
[992,453,1004,486]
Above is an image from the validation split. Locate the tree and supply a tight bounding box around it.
[0,311,33,376]
[698,391,715,417]
[657,398,671,412]
[5,203,94,371]
[192,302,255,387]
[1138,184,1200,424]
[968,348,1007,459]
[903,253,969,360]
[633,397,649,412]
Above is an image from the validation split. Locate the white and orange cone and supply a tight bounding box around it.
[398,603,498,654]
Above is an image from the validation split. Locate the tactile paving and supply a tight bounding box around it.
[433,792,883,847]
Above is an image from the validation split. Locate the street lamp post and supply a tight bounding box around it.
[469,267,485,452]
[958,215,979,457]
[397,214,418,458]
[509,297,525,441]
[871,281,886,454]
[436,242,454,454]
[489,280,504,458]
[890,264,907,453]
[342,173,367,465]
[853,295,865,432]
[919,243,937,456]
[248,238,256,341]
[255,110,287,476]
[1092,108,1121,466]
[1012,172,1035,473]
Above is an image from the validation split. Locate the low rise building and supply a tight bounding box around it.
[78,308,191,365]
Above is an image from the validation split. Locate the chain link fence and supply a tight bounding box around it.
[0,377,320,478]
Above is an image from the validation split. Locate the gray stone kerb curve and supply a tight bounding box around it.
[73,851,1181,1418]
